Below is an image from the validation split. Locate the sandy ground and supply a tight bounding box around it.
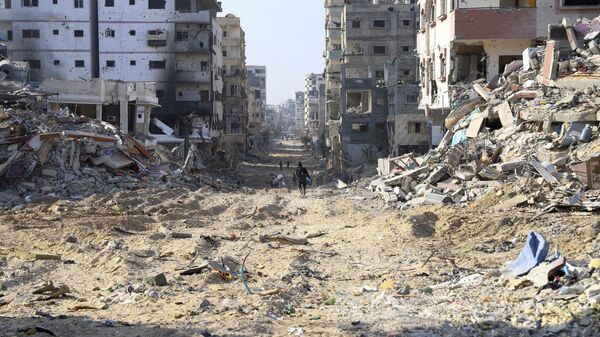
[0,139,599,337]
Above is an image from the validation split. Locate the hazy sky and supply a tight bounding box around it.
[221,1,325,105]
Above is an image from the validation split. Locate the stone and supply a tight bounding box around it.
[145,273,168,287]
[199,299,211,310]
[148,233,166,241]
[42,168,58,177]
[0,283,6,291]
[589,258,600,270]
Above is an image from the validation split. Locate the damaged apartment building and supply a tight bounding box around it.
[217,14,248,164]
[417,0,600,143]
[330,0,423,169]
[294,91,305,132]
[0,0,224,144]
[304,73,325,137]
[247,65,266,147]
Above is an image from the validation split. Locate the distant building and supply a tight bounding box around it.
[294,91,305,132]
[247,65,267,144]
[304,73,324,135]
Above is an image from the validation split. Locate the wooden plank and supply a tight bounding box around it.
[466,114,485,138]
[128,135,153,158]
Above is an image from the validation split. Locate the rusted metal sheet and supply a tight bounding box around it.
[572,157,600,190]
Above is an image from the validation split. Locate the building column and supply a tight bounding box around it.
[119,99,128,132]
[95,104,102,121]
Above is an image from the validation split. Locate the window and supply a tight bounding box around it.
[74,30,84,37]
[7,31,12,41]
[53,60,60,65]
[351,124,369,133]
[406,94,419,103]
[201,61,208,72]
[105,0,113,6]
[25,60,40,69]
[254,90,260,99]
[106,60,115,67]
[130,60,136,66]
[74,0,83,8]
[403,70,410,75]
[148,0,165,9]
[373,20,386,28]
[351,19,361,28]
[149,60,166,69]
[402,46,410,52]
[129,30,136,36]
[53,0,57,4]
[75,60,85,67]
[53,29,59,35]
[22,0,38,7]
[105,28,115,37]
[223,31,227,37]
[439,0,446,15]
[375,70,384,79]
[22,30,40,38]
[222,50,227,57]
[373,45,387,55]
[403,19,411,26]
[409,122,426,134]
[129,0,134,4]
[175,31,188,41]
[200,90,210,102]
[563,0,600,6]
[155,89,164,98]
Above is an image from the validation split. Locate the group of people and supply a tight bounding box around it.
[271,161,311,196]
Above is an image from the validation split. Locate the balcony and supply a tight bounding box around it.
[327,28,342,39]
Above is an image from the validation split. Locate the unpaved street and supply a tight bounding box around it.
[1,139,599,337]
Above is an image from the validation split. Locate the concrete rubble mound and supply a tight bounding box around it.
[371,16,600,215]
[0,59,239,209]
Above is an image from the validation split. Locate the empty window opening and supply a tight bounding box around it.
[351,19,361,28]
[373,45,387,55]
[402,19,411,26]
[129,30,136,36]
[563,0,600,6]
[175,31,188,41]
[346,91,371,113]
[53,29,59,35]
[409,122,426,134]
[373,20,386,28]
[155,89,165,98]
[25,60,40,69]
[105,0,114,6]
[175,0,191,11]
[149,60,166,69]
[74,0,83,8]
[53,60,60,66]
[130,60,136,66]
[74,30,84,37]
[106,60,115,67]
[406,94,419,103]
[75,60,85,67]
[148,0,165,9]
[105,28,115,37]
[351,124,369,133]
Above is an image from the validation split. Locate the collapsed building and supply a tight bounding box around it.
[304,73,325,137]
[416,0,600,146]
[371,15,600,215]
[247,65,267,148]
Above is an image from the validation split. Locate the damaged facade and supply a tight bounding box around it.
[304,73,325,137]
[217,14,249,165]
[416,0,600,143]
[332,0,421,169]
[294,91,305,132]
[0,0,224,141]
[247,65,266,146]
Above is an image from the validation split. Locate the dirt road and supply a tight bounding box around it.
[0,140,599,337]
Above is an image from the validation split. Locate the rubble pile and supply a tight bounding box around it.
[371,16,600,214]
[0,61,237,209]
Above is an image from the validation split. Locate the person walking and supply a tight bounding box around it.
[286,161,290,169]
[295,162,311,196]
[279,160,283,171]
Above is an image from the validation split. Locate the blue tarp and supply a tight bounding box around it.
[505,231,549,277]
[451,129,468,146]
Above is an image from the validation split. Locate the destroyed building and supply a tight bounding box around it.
[416,0,600,145]
[371,14,600,212]
[304,73,325,137]
[333,0,420,169]
[247,65,267,146]
[294,91,305,132]
[0,0,224,140]
[217,14,249,164]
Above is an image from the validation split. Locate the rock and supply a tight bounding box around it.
[199,299,212,310]
[63,235,77,243]
[148,233,166,241]
[145,273,168,287]
[170,232,192,239]
[589,258,600,270]
[42,168,58,177]
[0,283,6,291]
